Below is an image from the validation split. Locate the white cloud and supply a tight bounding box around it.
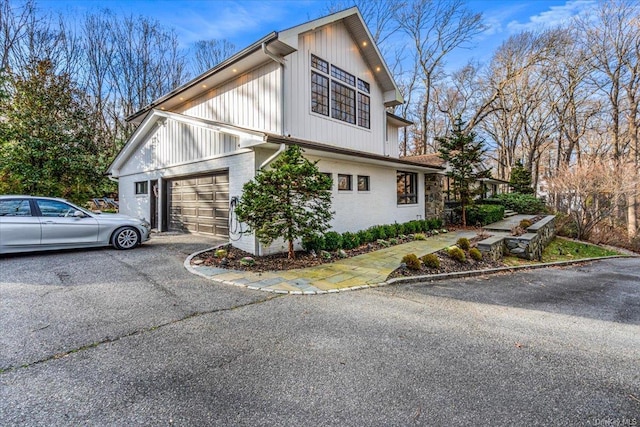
[506,0,596,33]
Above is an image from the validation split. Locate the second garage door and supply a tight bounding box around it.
[169,173,229,237]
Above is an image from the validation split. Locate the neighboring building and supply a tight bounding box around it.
[402,153,509,221]
[108,8,443,255]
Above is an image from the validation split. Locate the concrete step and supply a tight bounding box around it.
[504,210,518,217]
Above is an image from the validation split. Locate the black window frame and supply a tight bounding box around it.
[397,171,418,205]
[331,81,356,125]
[338,174,353,191]
[357,175,370,191]
[135,181,149,195]
[311,71,330,116]
[310,54,371,129]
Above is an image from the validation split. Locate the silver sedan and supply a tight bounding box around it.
[0,195,151,254]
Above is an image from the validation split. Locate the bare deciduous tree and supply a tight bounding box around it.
[396,0,485,154]
[191,39,236,75]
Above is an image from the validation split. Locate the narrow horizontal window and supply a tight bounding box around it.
[311,54,329,73]
[357,79,370,93]
[338,174,352,191]
[331,65,356,86]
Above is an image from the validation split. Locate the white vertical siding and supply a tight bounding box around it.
[386,121,400,158]
[284,21,387,155]
[118,151,259,254]
[177,62,281,134]
[119,119,240,176]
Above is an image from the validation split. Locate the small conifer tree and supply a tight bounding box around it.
[509,159,535,194]
[235,145,334,259]
[437,117,490,226]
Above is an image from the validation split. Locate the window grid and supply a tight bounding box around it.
[311,55,329,73]
[311,55,370,128]
[311,72,329,116]
[331,65,356,86]
[357,79,370,93]
[331,81,356,124]
[357,93,370,129]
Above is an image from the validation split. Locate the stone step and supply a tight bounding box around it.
[504,210,518,217]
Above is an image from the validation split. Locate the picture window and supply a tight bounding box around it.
[397,171,418,204]
[310,54,370,129]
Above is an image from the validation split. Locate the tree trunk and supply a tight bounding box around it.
[629,192,638,239]
[288,239,295,260]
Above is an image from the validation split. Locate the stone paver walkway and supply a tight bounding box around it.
[185,230,477,294]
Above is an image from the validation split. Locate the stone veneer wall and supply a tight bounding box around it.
[479,215,556,261]
[424,173,445,220]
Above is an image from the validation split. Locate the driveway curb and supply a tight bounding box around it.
[185,244,636,294]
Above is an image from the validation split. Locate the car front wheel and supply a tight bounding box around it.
[112,227,140,250]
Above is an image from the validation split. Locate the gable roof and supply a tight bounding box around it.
[126,7,402,125]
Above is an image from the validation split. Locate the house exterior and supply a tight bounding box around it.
[107,8,443,255]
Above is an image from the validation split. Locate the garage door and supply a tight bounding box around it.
[169,173,229,237]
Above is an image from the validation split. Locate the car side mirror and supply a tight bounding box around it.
[73,210,86,218]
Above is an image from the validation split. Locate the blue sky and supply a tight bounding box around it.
[38,0,596,69]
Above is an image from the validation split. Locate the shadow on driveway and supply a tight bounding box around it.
[391,257,640,325]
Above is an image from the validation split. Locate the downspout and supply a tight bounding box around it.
[255,40,287,255]
[259,143,286,170]
[262,39,286,138]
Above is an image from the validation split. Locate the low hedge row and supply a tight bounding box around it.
[465,204,505,226]
[490,193,547,214]
[302,218,444,253]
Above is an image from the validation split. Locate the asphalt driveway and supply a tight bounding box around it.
[1,239,638,426]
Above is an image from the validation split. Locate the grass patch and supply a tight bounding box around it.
[503,237,621,266]
[542,237,620,262]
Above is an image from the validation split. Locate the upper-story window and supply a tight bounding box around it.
[311,54,370,129]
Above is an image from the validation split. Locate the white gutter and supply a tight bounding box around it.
[261,42,286,65]
[259,143,286,169]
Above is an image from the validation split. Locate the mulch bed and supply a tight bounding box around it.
[191,228,507,278]
[387,246,505,279]
[191,234,422,273]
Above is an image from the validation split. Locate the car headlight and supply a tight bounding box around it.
[139,219,151,230]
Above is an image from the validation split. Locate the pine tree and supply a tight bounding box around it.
[509,159,535,194]
[437,117,490,226]
[235,145,334,259]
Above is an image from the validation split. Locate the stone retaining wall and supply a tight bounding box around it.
[478,215,556,261]
[477,236,504,261]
